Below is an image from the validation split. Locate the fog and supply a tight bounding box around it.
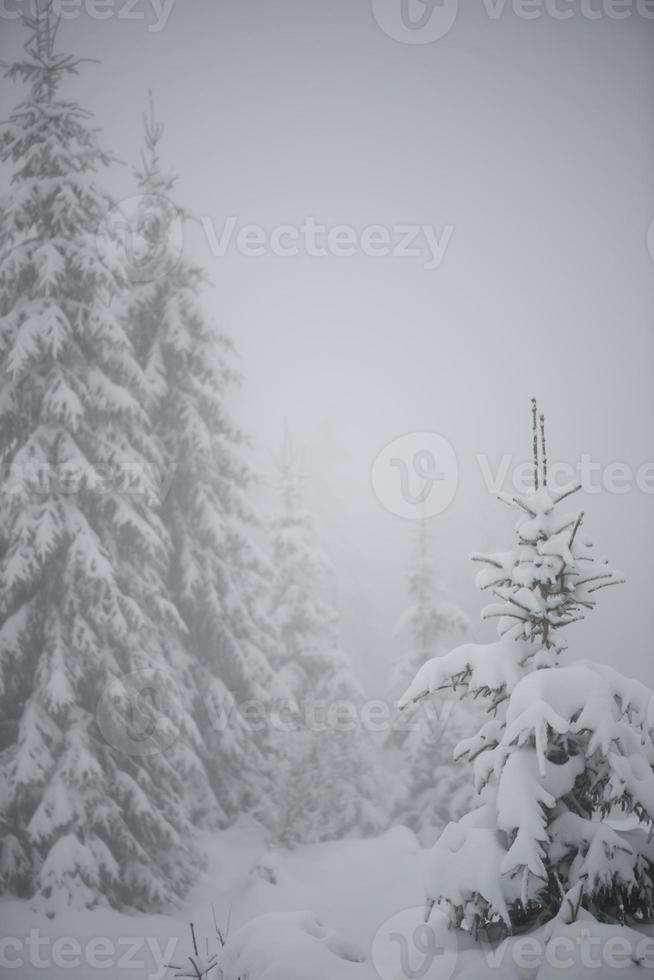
[2,0,652,689]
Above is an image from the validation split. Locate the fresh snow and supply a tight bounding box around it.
[0,822,424,980]
[3,822,650,979]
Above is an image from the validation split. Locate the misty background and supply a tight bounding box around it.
[1,0,652,692]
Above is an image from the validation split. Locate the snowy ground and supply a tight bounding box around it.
[0,822,421,980]
[1,822,652,980]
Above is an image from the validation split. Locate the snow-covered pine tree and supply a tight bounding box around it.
[118,97,284,821]
[400,401,653,936]
[0,3,213,912]
[390,519,470,695]
[268,433,387,844]
[388,520,475,836]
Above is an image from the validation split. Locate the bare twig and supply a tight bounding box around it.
[212,903,232,947]
[552,483,582,505]
[568,511,584,550]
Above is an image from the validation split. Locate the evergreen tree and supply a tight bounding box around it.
[400,402,652,937]
[269,434,387,844]
[390,519,470,694]
[388,521,475,835]
[0,3,210,912]
[118,98,284,821]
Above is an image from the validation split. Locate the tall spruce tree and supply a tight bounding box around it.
[118,98,285,822]
[268,434,387,844]
[0,3,212,913]
[388,521,475,835]
[399,403,654,937]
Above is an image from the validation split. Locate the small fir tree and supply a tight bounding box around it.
[400,402,653,937]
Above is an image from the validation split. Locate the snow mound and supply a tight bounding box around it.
[455,911,654,980]
[535,917,654,979]
[220,910,371,980]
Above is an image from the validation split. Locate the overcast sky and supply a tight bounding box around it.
[2,1,653,691]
